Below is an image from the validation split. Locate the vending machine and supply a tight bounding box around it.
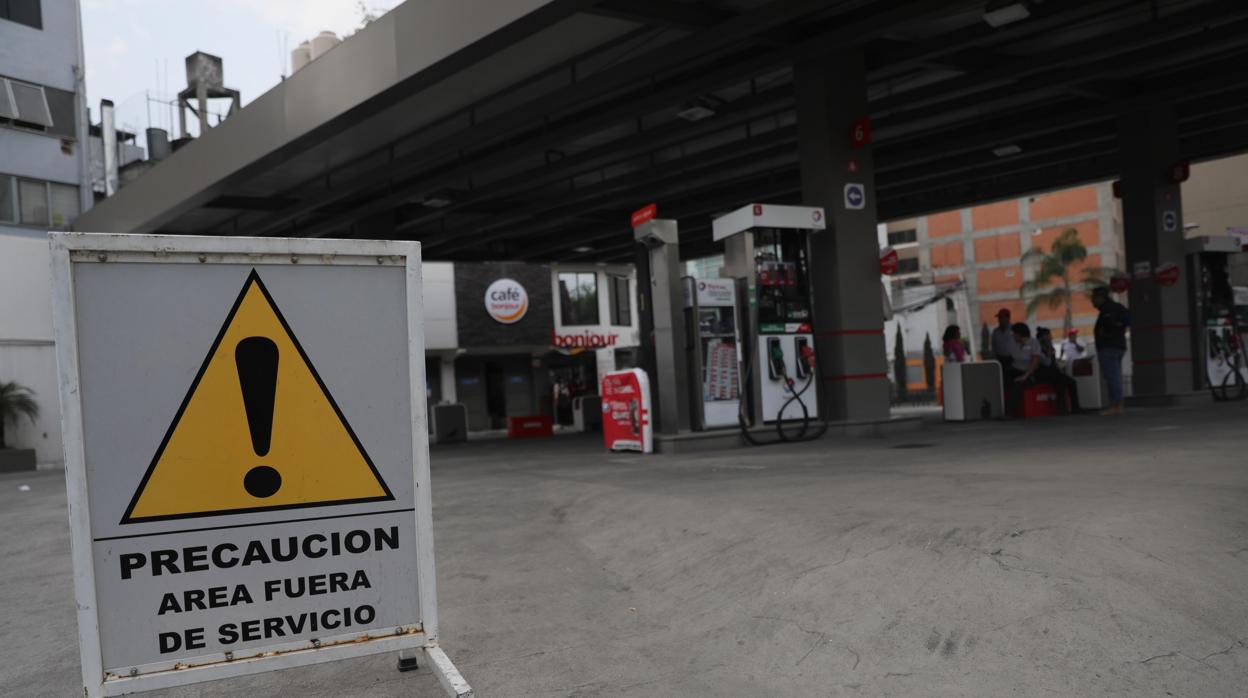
[1186,236,1248,400]
[683,277,743,429]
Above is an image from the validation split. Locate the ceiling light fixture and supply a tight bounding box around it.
[676,98,717,122]
[992,143,1023,157]
[983,0,1031,28]
[572,245,593,253]
[421,195,452,208]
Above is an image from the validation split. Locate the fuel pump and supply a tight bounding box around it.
[712,203,828,443]
[1186,236,1248,400]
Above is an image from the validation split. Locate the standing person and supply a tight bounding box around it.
[1060,329,1086,362]
[1091,286,1130,414]
[990,308,1017,370]
[942,325,967,363]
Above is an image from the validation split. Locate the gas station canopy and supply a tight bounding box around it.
[77,0,1248,263]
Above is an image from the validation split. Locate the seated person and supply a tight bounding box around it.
[1036,327,1081,415]
[1005,323,1041,416]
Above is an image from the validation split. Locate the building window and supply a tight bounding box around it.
[18,178,48,225]
[558,272,599,325]
[0,0,42,30]
[49,182,79,228]
[896,257,920,274]
[3,176,78,228]
[888,228,918,245]
[0,78,53,129]
[0,175,14,223]
[609,275,631,326]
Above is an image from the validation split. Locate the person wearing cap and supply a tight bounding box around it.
[1060,329,1086,363]
[990,308,1017,369]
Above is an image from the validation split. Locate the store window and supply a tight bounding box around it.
[609,275,631,326]
[558,272,599,325]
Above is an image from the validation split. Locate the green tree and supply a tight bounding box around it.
[1020,227,1109,334]
[893,326,908,401]
[0,381,39,450]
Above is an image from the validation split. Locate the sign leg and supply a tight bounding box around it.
[422,645,473,698]
[397,648,420,672]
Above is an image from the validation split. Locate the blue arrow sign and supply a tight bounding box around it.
[844,183,866,210]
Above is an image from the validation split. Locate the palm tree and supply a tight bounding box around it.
[0,381,40,450]
[1020,227,1109,334]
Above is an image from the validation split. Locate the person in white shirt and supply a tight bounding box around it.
[1060,329,1085,362]
[990,308,1017,368]
[1005,322,1041,416]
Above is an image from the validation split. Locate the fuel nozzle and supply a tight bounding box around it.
[795,338,814,379]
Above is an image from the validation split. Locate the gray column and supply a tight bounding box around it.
[636,219,691,434]
[1117,104,1195,396]
[794,50,890,421]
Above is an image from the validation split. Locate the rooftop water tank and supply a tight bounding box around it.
[309,31,340,61]
[290,41,311,74]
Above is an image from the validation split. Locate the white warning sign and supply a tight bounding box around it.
[50,234,468,697]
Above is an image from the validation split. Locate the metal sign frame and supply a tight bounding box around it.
[50,233,470,697]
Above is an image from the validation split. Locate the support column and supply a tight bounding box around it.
[1117,104,1195,397]
[438,353,458,404]
[634,219,690,434]
[794,50,890,421]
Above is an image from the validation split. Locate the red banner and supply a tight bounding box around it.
[1155,262,1181,287]
[879,246,899,275]
[630,203,657,228]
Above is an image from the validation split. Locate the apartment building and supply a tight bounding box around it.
[884,183,1124,342]
[1,0,91,466]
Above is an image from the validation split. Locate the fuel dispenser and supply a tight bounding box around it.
[712,203,827,442]
[1185,236,1247,400]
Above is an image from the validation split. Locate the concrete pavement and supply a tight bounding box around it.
[3,401,1247,696]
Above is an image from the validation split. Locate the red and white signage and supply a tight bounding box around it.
[879,246,899,275]
[1155,262,1181,287]
[631,203,657,228]
[850,117,871,149]
[601,368,652,453]
[484,278,529,324]
[552,329,620,349]
[1168,161,1190,183]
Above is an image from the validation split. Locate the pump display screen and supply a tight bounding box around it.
[753,229,812,332]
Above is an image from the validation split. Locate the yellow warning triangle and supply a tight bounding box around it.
[121,270,393,524]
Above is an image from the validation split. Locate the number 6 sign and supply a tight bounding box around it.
[850,117,871,149]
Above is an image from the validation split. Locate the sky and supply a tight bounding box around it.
[82,0,404,139]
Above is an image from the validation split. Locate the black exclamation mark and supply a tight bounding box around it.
[236,336,281,498]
